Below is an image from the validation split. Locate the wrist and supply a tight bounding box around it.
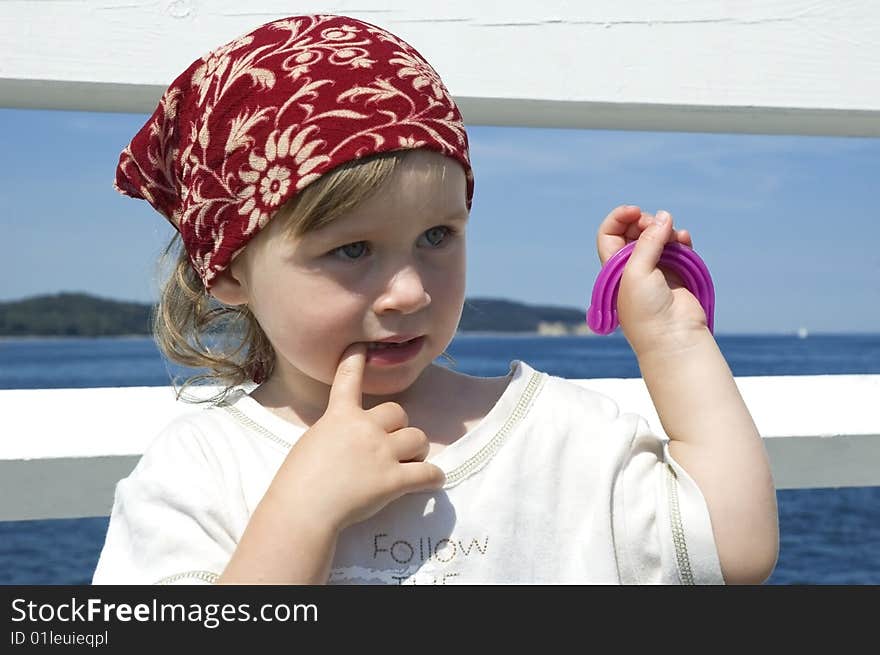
[627,322,712,361]
[260,487,343,539]
[218,492,341,585]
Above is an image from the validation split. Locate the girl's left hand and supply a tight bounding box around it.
[596,205,708,356]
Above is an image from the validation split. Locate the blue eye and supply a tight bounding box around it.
[423,226,450,247]
[334,242,368,261]
[329,226,454,262]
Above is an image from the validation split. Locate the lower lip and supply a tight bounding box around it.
[365,336,425,366]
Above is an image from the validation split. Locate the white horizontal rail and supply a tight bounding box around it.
[1,375,878,521]
[1,1,878,136]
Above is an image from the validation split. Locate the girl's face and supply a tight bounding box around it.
[223,150,469,410]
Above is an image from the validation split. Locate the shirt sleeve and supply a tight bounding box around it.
[610,412,725,585]
[91,416,237,585]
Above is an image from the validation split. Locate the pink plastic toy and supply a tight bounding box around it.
[586,241,715,335]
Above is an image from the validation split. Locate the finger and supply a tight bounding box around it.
[676,229,693,248]
[636,211,655,231]
[624,209,674,279]
[397,462,446,495]
[327,342,366,410]
[639,215,693,248]
[390,427,430,462]
[596,205,642,264]
[366,401,409,433]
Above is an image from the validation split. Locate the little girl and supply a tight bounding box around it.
[92,14,778,585]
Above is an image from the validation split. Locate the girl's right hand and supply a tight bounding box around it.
[263,343,446,534]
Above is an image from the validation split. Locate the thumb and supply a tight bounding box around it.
[398,462,447,495]
[625,210,672,278]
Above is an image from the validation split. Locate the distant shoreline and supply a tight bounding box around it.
[1,293,596,338]
[0,331,569,341]
[4,293,876,340]
[0,334,156,341]
[2,331,878,341]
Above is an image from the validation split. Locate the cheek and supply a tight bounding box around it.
[265,284,364,349]
[433,280,463,313]
[297,295,361,334]
[430,256,466,302]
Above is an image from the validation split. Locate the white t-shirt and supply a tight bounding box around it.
[92,359,725,585]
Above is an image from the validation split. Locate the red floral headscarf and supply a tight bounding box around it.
[115,14,474,289]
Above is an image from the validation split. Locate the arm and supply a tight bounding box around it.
[635,328,779,585]
[596,205,779,585]
[217,343,445,584]
[217,493,340,585]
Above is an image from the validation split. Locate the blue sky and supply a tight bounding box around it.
[1,107,878,334]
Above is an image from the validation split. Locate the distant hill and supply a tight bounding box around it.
[0,293,594,337]
[0,293,153,337]
[459,298,591,334]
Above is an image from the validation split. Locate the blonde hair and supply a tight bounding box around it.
[153,150,457,403]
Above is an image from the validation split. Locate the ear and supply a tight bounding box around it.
[209,265,249,306]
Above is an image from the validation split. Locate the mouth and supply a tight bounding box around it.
[366,336,422,350]
[364,335,425,365]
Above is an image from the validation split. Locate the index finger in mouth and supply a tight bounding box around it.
[328,342,367,410]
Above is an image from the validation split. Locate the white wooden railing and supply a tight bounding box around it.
[1,1,878,521]
[1,375,879,521]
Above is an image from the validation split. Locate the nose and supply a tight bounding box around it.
[372,264,431,314]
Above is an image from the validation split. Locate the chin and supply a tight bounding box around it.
[361,378,416,402]
[364,360,431,394]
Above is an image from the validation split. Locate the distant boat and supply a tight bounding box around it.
[797,327,809,339]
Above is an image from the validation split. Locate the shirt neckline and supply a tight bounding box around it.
[219,360,545,488]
